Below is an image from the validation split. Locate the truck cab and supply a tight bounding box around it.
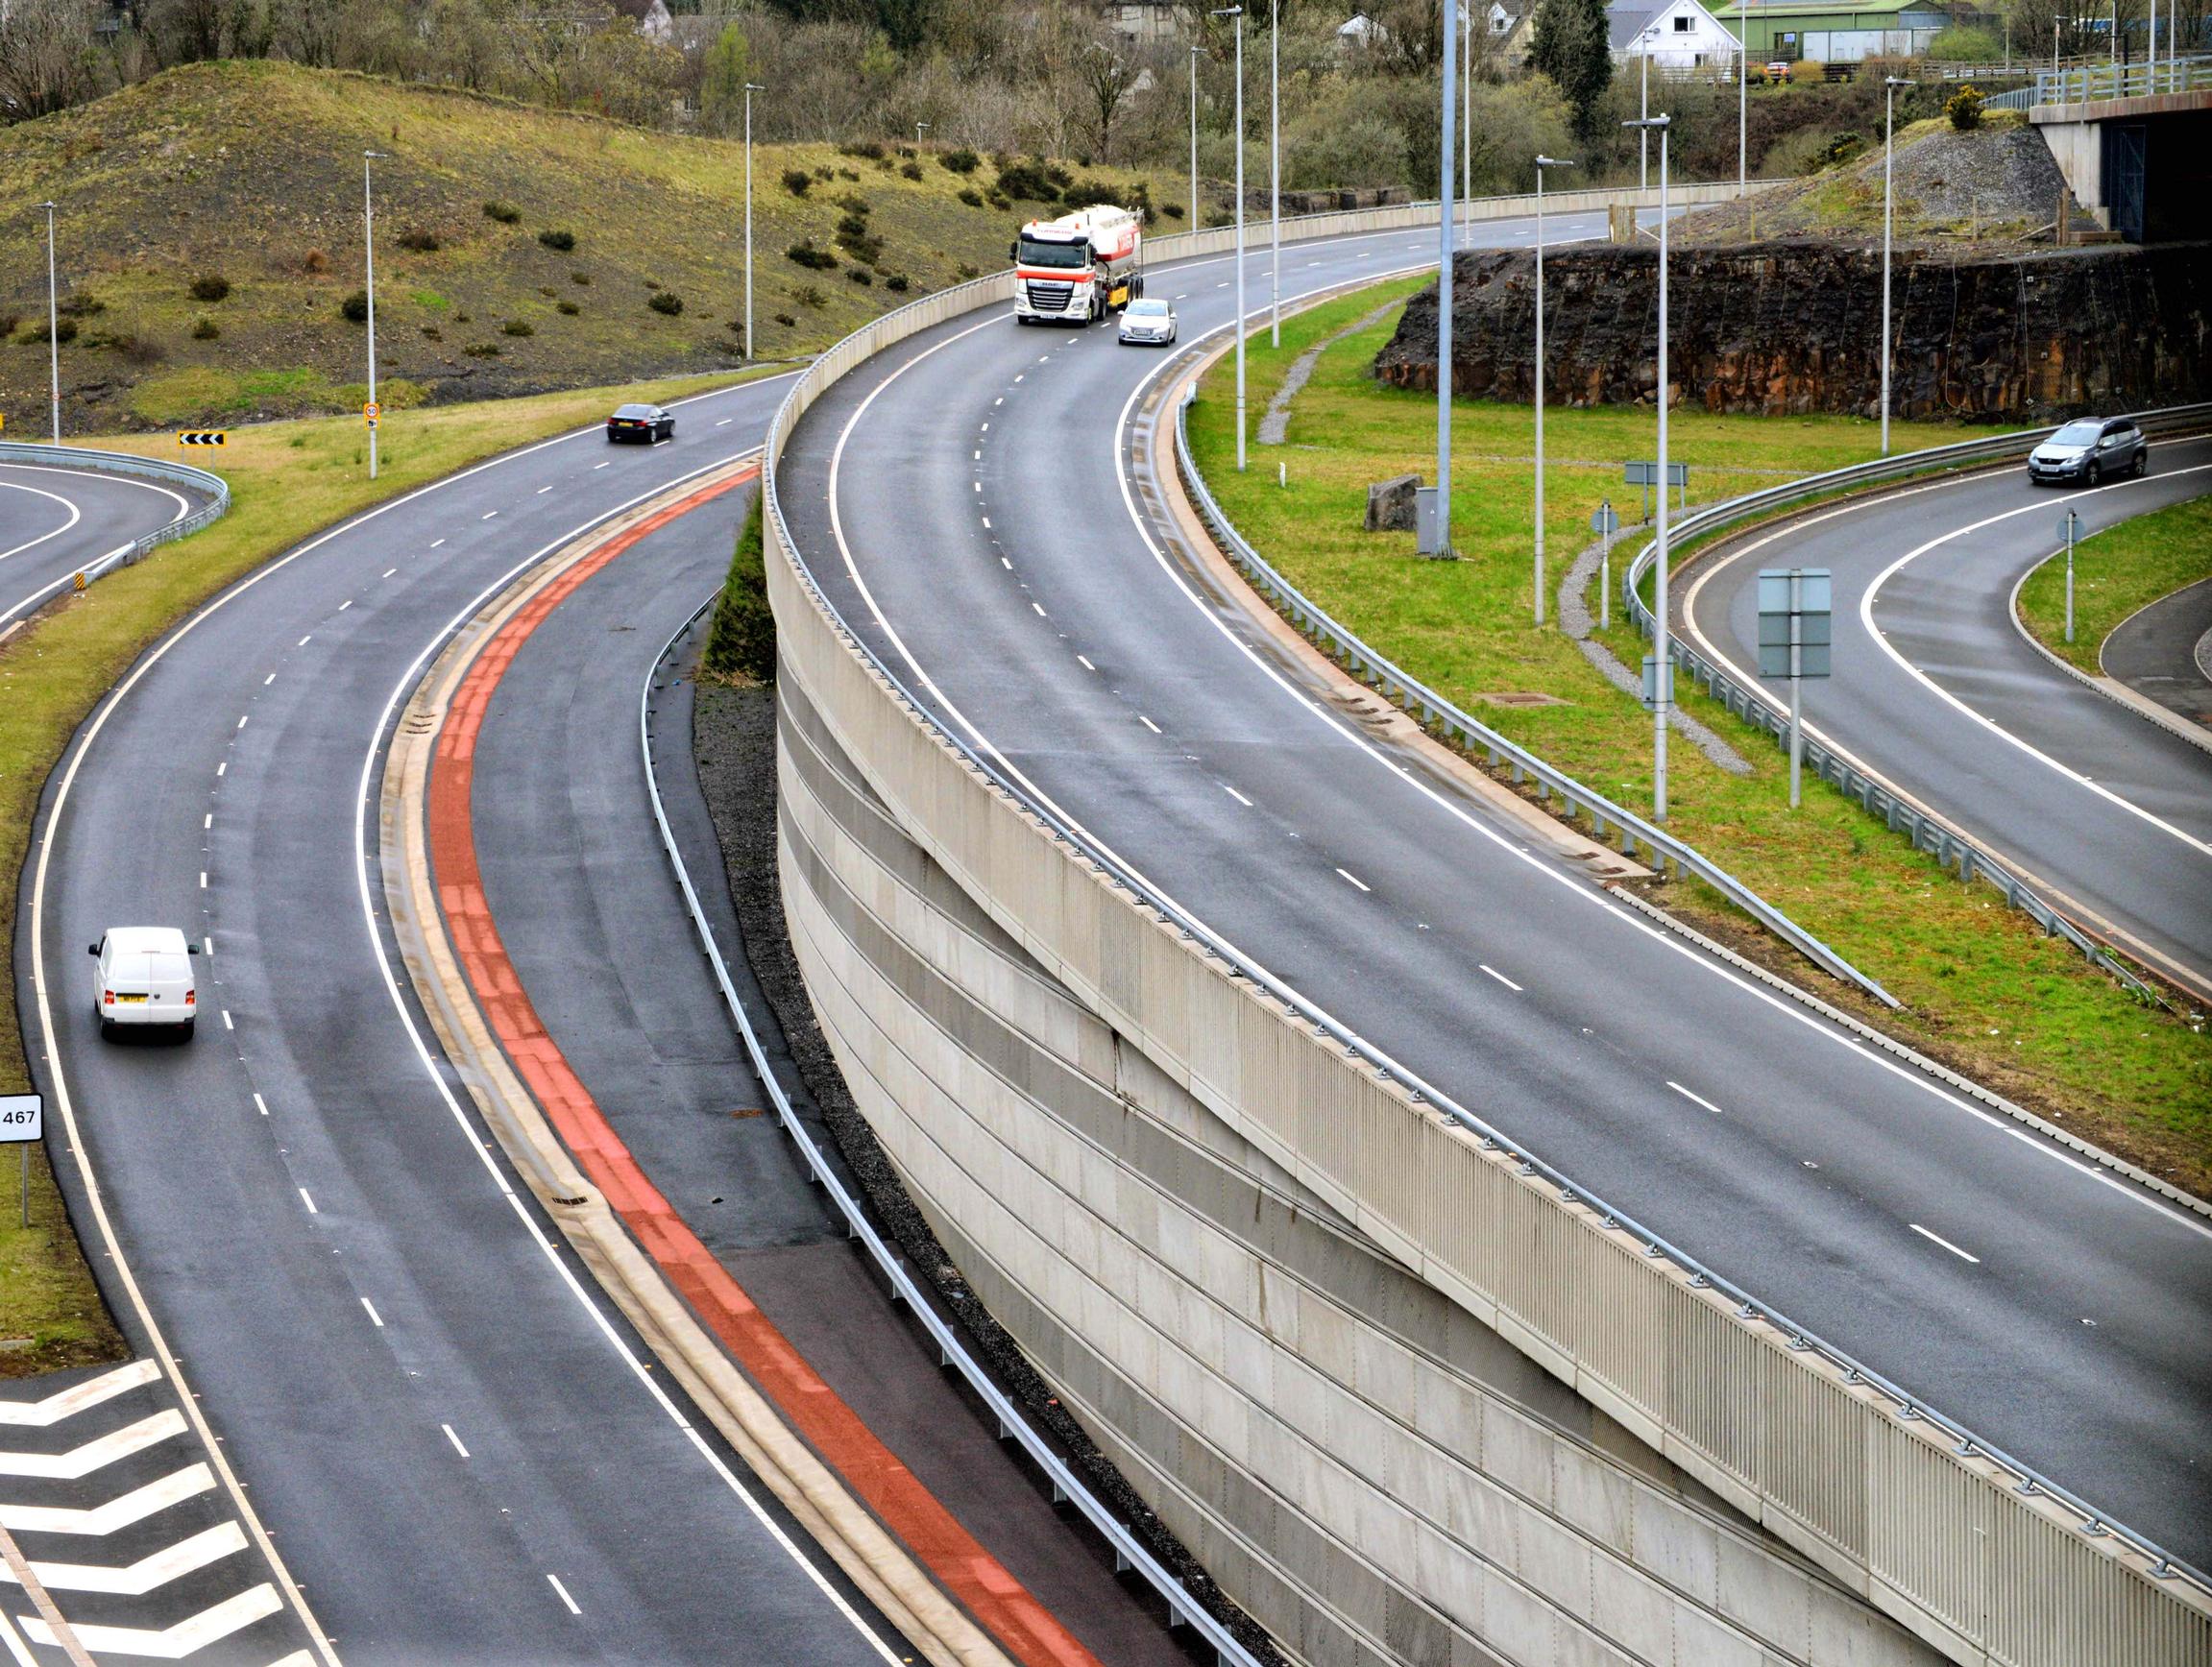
[1012,205,1142,326]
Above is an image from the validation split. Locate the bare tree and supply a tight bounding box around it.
[0,0,108,117]
[1077,32,1133,159]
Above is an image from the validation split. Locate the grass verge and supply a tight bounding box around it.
[1189,282,2212,1194]
[2017,495,2212,677]
[0,363,780,1376]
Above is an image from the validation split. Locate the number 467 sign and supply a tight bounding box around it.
[0,1095,38,1142]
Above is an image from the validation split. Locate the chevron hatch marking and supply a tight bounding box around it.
[0,1525,247,1596]
[0,1465,217,1535]
[19,1582,282,1657]
[0,1412,185,1480]
[0,1363,162,1429]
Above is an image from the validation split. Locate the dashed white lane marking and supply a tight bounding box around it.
[1173,293,1188,300]
[1013,374,1024,382]
[252,1094,268,1117]
[537,485,553,494]
[716,418,733,426]
[1032,602,1047,617]
[980,517,990,529]
[1077,655,1097,672]
[1910,1222,1981,1263]
[203,814,211,830]
[973,482,982,493]
[1000,557,1011,569]
[297,1189,316,1215]
[1667,1080,1725,1117]
[1479,964,1523,992]
[1336,868,1371,892]
[215,761,226,777]
[262,672,276,685]
[1038,355,1050,364]
[973,450,982,461]
[297,635,312,647]
[980,423,988,433]
[382,568,397,578]
[481,510,498,519]
[1222,785,1252,807]
[1215,281,1229,288]
[198,873,207,890]
[429,538,446,548]
[441,1424,470,1460]
[547,1574,582,1615]
[994,397,1004,405]
[594,461,611,470]
[201,937,211,955]
[235,714,248,730]
[360,1298,383,1328]
[338,599,352,611]
[220,1011,232,1031]
[1138,714,1161,734]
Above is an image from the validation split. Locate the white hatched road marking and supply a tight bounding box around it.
[0,1466,217,1535]
[22,1582,282,1657]
[0,1412,186,1480]
[0,1524,247,1596]
[0,1362,160,1428]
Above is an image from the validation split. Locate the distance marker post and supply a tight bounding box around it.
[1,1094,41,1229]
[2058,509,2080,643]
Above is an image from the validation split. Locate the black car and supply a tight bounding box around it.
[2028,416,2148,487]
[607,402,675,444]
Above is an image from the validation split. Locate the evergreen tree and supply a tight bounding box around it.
[1529,0,1613,138]
[698,22,752,135]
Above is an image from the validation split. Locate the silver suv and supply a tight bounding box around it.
[2028,416,2148,487]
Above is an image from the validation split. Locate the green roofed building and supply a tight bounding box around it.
[1713,0,1948,61]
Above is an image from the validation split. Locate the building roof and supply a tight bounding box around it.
[1711,0,1933,16]
[1607,0,1662,49]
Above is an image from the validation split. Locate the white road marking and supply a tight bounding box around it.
[1138,714,1161,733]
[481,510,498,519]
[973,482,982,493]
[263,672,277,685]
[441,1423,470,1459]
[981,517,990,529]
[0,1411,185,1479]
[980,423,988,433]
[1173,293,1187,300]
[548,1574,582,1615]
[1039,355,1051,363]
[1222,784,1252,807]
[973,450,982,461]
[1336,868,1371,892]
[0,1521,249,1597]
[204,813,212,830]
[221,1010,233,1030]
[338,599,352,611]
[22,1585,282,1655]
[297,635,312,646]
[716,418,733,426]
[199,872,207,889]
[1910,1222,1981,1264]
[429,538,446,548]
[1032,602,1047,616]
[1078,655,1097,671]
[382,568,397,578]
[538,485,553,493]
[203,937,211,955]
[297,1188,316,1215]
[1667,1080,1725,1117]
[360,1298,383,1328]
[1000,557,1012,569]
[236,714,248,730]
[1479,964,1522,992]
[594,461,611,470]
[1013,374,1024,382]
[0,1361,160,1427]
[216,761,226,776]
[0,1464,215,1535]
[253,1094,268,1117]
[994,397,1004,405]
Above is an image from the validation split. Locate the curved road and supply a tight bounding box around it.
[774,226,2212,1568]
[1682,439,2212,1003]
[20,377,910,1663]
[2,456,204,630]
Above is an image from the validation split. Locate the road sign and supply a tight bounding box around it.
[1623,461,1688,488]
[363,400,380,421]
[178,430,227,447]
[2,1093,40,1230]
[1589,503,1620,537]
[1758,568,1832,809]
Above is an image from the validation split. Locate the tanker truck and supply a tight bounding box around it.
[1009,204,1143,326]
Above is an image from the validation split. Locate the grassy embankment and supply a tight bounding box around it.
[1189,282,2211,1192]
[0,60,1178,434]
[2017,495,2212,677]
[0,363,784,1374]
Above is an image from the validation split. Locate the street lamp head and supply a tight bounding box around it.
[744,82,765,91]
[1884,75,1910,85]
[1535,155,1579,168]
[1622,114,1671,130]
[1209,6,1242,14]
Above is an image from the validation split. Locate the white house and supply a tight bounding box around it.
[1607,0,1741,69]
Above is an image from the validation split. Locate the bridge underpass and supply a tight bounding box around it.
[2023,60,2212,240]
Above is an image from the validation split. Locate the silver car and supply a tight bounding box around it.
[2028,416,2148,487]
[1118,298,1177,347]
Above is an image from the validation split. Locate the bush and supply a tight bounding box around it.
[774,311,796,326]
[556,299,580,315]
[847,267,873,285]
[835,192,871,216]
[482,200,521,224]
[1928,24,2002,60]
[0,310,16,338]
[397,230,440,253]
[838,167,860,181]
[836,213,870,239]
[502,319,534,336]
[986,193,1010,212]
[421,326,442,341]
[1946,85,1985,131]
[794,284,827,308]
[956,262,980,279]
[701,490,774,683]
[900,160,924,181]
[191,317,220,340]
[647,290,684,316]
[455,311,472,323]
[340,289,370,323]
[22,317,78,345]
[838,139,886,159]
[781,168,812,196]
[994,160,1057,202]
[941,148,980,174]
[189,273,231,302]
[56,290,104,318]
[1161,202,1185,220]
[463,342,501,356]
[786,241,839,270]
[885,274,910,292]
[958,187,984,207]
[571,270,592,285]
[1043,162,1073,190]
[303,249,329,274]
[538,229,576,252]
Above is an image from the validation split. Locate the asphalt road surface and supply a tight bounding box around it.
[775,220,2212,1571]
[19,376,912,1664]
[2,455,204,630]
[1682,439,2212,1003]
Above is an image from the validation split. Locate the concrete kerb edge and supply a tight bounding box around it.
[373,461,1013,1667]
[2005,556,2212,761]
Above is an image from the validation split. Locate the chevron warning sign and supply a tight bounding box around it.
[176,431,226,447]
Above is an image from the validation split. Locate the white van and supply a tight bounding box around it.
[90,927,199,1040]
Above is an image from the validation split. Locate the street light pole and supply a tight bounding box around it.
[1640,52,1649,190]
[1625,114,1671,820]
[1738,6,1747,196]
[364,151,384,480]
[1438,0,1458,555]
[1533,155,1576,626]
[42,200,60,445]
[1881,77,1906,456]
[1270,0,1280,347]
[1213,7,1247,470]
[1461,0,1471,250]
[1190,45,1203,229]
[744,83,765,361]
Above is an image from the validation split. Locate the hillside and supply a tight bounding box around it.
[0,62,1179,432]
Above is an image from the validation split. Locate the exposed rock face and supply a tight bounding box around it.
[1373,240,2212,422]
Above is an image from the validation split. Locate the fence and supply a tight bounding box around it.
[1989,51,2212,107]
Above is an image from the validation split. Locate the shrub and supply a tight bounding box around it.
[1928,24,2002,60]
[556,299,580,315]
[986,193,1010,211]
[837,214,870,238]
[994,160,1057,202]
[0,310,18,337]
[838,139,886,159]
[189,273,231,302]
[455,311,472,323]
[837,168,860,181]
[700,489,774,683]
[847,267,873,285]
[1162,202,1185,220]
[885,274,910,292]
[958,187,984,208]
[571,270,592,285]
[397,230,440,253]
[538,229,575,252]
[421,326,443,341]
[463,342,501,356]
[875,156,895,172]
[340,289,370,323]
[942,148,980,174]
[781,168,812,196]
[794,284,827,308]
[23,317,79,345]
[647,290,684,315]
[956,262,980,279]
[502,319,534,336]
[1043,162,1073,190]
[538,285,556,297]
[839,231,884,264]
[1946,85,1984,132]
[786,240,838,270]
[835,191,871,215]
[900,160,924,181]
[191,317,220,340]
[56,290,105,318]
[482,200,521,223]
[303,249,329,274]
[774,311,796,326]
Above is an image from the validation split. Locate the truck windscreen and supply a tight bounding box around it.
[1018,238,1090,270]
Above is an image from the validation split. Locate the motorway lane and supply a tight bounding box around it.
[1682,440,2212,1001]
[21,376,911,1664]
[2,458,202,629]
[775,223,2212,1567]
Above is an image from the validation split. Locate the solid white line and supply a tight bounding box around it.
[441,1423,469,1459]
[1222,784,1252,807]
[1479,964,1522,992]
[547,1574,581,1615]
[1138,713,1160,733]
[360,1298,382,1327]
[1336,868,1370,892]
[1667,1080,1725,1116]
[0,478,84,571]
[1910,1222,1981,1264]
[297,1188,315,1215]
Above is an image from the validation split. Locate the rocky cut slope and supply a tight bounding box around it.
[1373,239,2212,423]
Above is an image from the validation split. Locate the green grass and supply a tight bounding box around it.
[2017,495,2212,677]
[1191,283,2212,1194]
[0,362,780,1377]
[1,60,1180,435]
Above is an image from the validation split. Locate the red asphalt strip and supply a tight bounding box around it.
[425,468,1104,1667]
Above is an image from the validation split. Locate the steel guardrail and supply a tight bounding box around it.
[1620,403,2212,1004]
[757,197,2212,1628]
[0,441,231,590]
[1170,388,1900,1007]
